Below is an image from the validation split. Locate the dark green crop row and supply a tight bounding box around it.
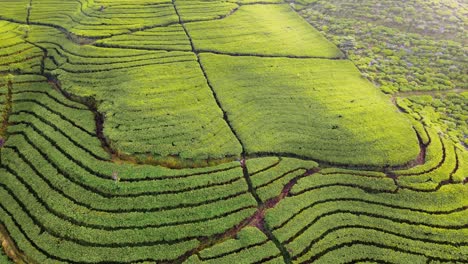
[0,249,13,264]
[266,172,468,263]
[1,147,255,227]
[184,227,282,264]
[2,133,250,209]
[248,157,318,202]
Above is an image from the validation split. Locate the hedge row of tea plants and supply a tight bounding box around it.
[0,2,466,263]
[266,168,468,263]
[200,53,420,167]
[186,4,343,58]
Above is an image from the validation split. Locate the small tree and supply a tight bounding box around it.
[5,74,14,84]
[111,171,120,183]
[17,25,30,39]
[339,36,356,57]
[0,74,14,140]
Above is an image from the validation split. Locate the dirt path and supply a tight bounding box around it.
[0,224,35,263]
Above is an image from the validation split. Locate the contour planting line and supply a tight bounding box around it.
[0,77,13,147]
[197,49,345,60]
[93,1,281,41]
[297,240,468,264]
[171,0,245,155]
[26,0,32,25]
[174,167,319,264]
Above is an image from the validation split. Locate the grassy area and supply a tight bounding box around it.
[201,53,420,166]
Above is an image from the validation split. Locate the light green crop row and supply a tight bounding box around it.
[96,25,192,51]
[0,1,29,23]
[292,227,467,263]
[394,128,446,175]
[186,4,342,58]
[12,94,96,134]
[398,137,457,189]
[0,202,199,263]
[185,227,281,264]
[201,53,420,166]
[248,157,318,201]
[1,143,256,226]
[267,176,468,231]
[310,243,427,264]
[28,0,178,37]
[13,81,87,109]
[265,173,468,263]
[0,180,255,246]
[3,132,248,205]
[176,0,239,22]
[0,22,43,74]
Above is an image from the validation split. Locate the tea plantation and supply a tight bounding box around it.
[0,0,466,263]
[290,0,467,147]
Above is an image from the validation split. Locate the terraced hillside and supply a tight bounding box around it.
[0,0,467,263]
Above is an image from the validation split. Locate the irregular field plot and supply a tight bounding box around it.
[27,26,241,160]
[30,0,179,37]
[0,0,29,23]
[176,0,239,22]
[96,24,192,51]
[266,172,468,263]
[0,22,43,74]
[184,227,283,263]
[0,77,258,262]
[186,4,343,58]
[56,53,242,159]
[201,54,420,166]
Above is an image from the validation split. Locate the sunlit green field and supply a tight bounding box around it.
[0,0,466,263]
